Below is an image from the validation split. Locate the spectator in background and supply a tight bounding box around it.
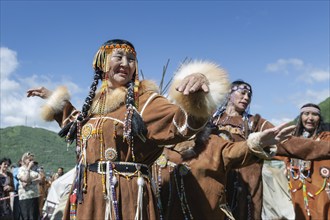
[17,152,42,220]
[12,159,21,220]
[0,157,14,220]
[51,167,64,183]
[38,166,49,216]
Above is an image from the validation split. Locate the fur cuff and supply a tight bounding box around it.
[41,86,70,121]
[168,60,230,118]
[247,132,277,159]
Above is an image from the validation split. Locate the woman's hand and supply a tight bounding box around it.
[3,185,12,192]
[259,123,296,147]
[27,86,52,99]
[27,160,35,170]
[247,123,296,159]
[175,73,209,95]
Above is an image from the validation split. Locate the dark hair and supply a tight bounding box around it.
[0,157,12,166]
[294,103,324,137]
[16,159,22,167]
[230,80,253,96]
[212,79,253,119]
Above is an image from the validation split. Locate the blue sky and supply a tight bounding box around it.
[1,1,329,132]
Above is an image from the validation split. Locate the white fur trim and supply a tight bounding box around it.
[169,60,230,118]
[41,86,70,121]
[247,132,277,159]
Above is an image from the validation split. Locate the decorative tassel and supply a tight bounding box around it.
[135,176,145,220]
[69,193,77,220]
[66,121,78,143]
[105,162,112,220]
[131,110,147,142]
[58,121,74,137]
[77,164,85,203]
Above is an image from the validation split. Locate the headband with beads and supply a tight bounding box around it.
[92,43,137,73]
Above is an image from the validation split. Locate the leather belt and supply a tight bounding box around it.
[88,161,150,176]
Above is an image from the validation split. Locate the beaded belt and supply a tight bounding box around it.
[88,161,150,177]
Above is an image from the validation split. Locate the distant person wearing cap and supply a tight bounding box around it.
[17,152,42,220]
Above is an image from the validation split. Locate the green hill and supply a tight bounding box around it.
[318,97,330,123]
[0,126,76,175]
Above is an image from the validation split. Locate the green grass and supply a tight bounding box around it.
[0,126,76,175]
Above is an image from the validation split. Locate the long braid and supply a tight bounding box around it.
[58,69,103,143]
[81,69,103,118]
[123,81,147,153]
[211,94,229,125]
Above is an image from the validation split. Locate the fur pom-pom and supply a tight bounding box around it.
[169,60,230,118]
[41,86,70,121]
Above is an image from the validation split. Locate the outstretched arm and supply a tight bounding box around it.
[247,123,296,159]
[27,86,52,99]
[27,86,77,128]
[276,135,330,160]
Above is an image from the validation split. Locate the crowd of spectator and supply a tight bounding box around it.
[0,153,64,220]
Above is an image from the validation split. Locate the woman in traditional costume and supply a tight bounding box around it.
[152,76,311,220]
[280,103,330,220]
[26,38,232,220]
[154,80,329,220]
[211,81,330,220]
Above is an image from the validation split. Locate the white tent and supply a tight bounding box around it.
[42,168,75,220]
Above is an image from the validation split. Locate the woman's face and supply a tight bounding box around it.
[106,48,136,88]
[23,156,34,166]
[301,111,320,133]
[229,84,252,114]
[0,161,9,172]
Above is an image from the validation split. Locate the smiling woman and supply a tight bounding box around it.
[26,38,231,220]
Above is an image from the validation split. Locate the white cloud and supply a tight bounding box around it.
[297,69,330,84]
[269,117,293,126]
[289,88,330,108]
[266,58,329,84]
[0,47,19,78]
[266,58,304,73]
[0,47,20,92]
[0,47,81,132]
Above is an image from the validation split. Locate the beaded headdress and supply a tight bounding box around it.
[92,39,137,73]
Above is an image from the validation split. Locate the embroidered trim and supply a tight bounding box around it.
[140,93,158,116]
[89,117,124,125]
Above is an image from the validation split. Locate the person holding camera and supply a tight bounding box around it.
[17,152,42,220]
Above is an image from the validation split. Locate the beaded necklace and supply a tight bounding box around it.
[108,162,120,220]
[173,164,193,220]
[152,154,175,220]
[287,131,330,217]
